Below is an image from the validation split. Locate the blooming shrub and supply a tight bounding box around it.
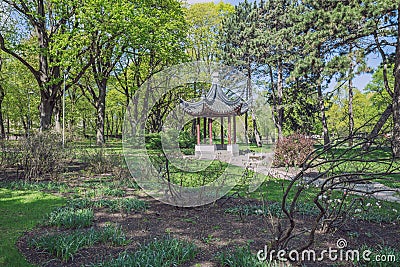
[273,133,315,167]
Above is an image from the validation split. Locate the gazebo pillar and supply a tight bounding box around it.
[227,115,239,156]
[220,117,224,147]
[203,117,207,143]
[208,118,213,145]
[195,117,216,157]
[196,118,200,145]
[233,115,237,144]
[228,116,231,145]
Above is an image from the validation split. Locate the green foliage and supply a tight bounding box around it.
[46,207,94,229]
[29,224,129,262]
[92,236,197,267]
[145,133,162,150]
[186,2,234,61]
[326,89,386,137]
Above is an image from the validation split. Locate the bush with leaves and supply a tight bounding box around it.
[272,133,315,167]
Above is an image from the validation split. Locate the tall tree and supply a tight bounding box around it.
[186,2,233,62]
[391,3,400,157]
[0,53,5,138]
[0,0,69,130]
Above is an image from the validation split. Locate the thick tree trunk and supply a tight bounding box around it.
[392,4,400,157]
[317,84,330,149]
[39,95,56,131]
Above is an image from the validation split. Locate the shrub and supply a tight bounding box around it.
[19,131,67,180]
[145,133,162,150]
[272,133,314,167]
[92,236,197,267]
[81,148,124,175]
[0,140,21,169]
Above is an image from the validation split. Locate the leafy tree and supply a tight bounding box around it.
[186,2,234,62]
[0,0,91,131]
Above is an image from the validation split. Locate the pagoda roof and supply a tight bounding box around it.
[180,82,249,117]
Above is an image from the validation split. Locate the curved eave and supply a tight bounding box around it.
[180,99,248,117]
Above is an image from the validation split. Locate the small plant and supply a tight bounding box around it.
[272,132,314,167]
[203,234,220,244]
[67,197,148,213]
[216,246,285,267]
[29,224,129,261]
[46,207,94,229]
[92,236,197,267]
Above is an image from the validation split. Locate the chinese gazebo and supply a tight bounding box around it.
[180,73,249,156]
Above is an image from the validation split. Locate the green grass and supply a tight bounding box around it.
[46,207,94,228]
[0,188,65,266]
[92,236,197,267]
[356,245,400,267]
[29,224,129,262]
[224,202,319,218]
[0,180,70,193]
[216,246,288,267]
[67,197,148,213]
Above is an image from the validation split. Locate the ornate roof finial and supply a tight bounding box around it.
[212,71,219,85]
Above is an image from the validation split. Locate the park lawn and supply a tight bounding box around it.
[0,188,65,267]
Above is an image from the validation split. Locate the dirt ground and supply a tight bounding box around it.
[17,194,400,267]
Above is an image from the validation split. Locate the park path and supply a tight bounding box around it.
[210,152,400,204]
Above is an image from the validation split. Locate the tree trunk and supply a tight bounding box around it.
[0,84,5,139]
[96,80,107,145]
[317,84,330,149]
[277,60,284,140]
[83,117,87,137]
[39,95,56,131]
[392,4,400,157]
[363,105,392,150]
[348,78,354,146]
[252,113,262,147]
[54,97,61,133]
[348,46,354,146]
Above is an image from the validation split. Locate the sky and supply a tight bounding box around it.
[187,0,382,91]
